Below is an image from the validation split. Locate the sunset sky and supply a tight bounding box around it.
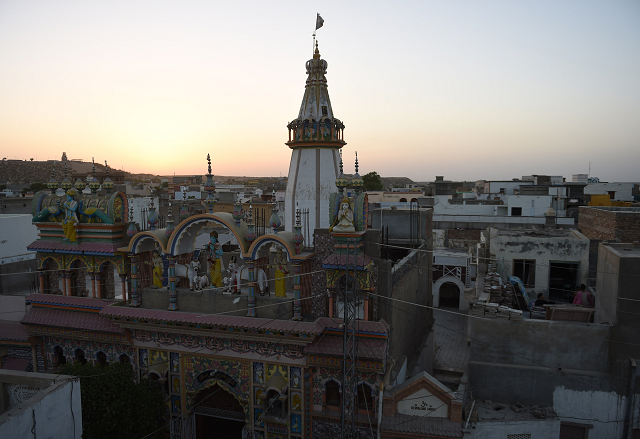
[1,1,638,182]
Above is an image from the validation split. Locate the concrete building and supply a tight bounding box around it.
[0,215,38,296]
[584,182,639,202]
[578,206,640,286]
[482,180,533,195]
[0,370,82,438]
[487,228,590,303]
[465,316,640,439]
[594,242,640,363]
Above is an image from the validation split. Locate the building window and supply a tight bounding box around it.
[74,348,87,365]
[325,381,340,407]
[96,351,109,367]
[513,259,535,287]
[322,106,328,115]
[53,346,66,368]
[608,191,616,200]
[511,207,522,216]
[559,422,592,438]
[357,384,374,413]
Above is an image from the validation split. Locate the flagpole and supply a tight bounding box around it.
[312,31,316,57]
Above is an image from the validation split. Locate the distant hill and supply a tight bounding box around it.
[1,159,418,191]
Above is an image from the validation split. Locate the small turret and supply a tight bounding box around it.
[351,151,364,195]
[203,154,216,214]
[102,160,114,194]
[47,162,59,192]
[88,158,101,194]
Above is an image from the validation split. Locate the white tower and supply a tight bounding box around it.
[284,42,346,232]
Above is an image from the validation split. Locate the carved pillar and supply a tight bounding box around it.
[168,257,178,311]
[31,345,38,372]
[96,271,102,299]
[119,274,127,303]
[66,271,73,296]
[38,270,45,294]
[293,261,302,320]
[90,273,96,298]
[328,292,334,319]
[61,272,67,296]
[246,258,256,317]
[363,294,369,321]
[130,253,141,306]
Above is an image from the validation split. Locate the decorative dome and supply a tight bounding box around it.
[89,178,101,194]
[74,178,86,192]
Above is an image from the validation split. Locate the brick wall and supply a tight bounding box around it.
[446,229,481,249]
[579,206,640,242]
[579,207,617,240]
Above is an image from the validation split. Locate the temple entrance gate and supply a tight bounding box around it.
[193,384,246,439]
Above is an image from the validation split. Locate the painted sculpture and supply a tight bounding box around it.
[149,250,164,289]
[330,197,355,233]
[175,259,201,291]
[228,256,269,295]
[268,247,289,297]
[61,189,80,241]
[207,231,224,288]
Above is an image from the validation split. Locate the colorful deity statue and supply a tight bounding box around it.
[207,231,224,288]
[330,197,355,233]
[268,247,289,298]
[61,189,80,241]
[149,250,164,288]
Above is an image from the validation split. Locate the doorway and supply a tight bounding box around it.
[549,262,579,303]
[439,282,461,309]
[193,384,246,439]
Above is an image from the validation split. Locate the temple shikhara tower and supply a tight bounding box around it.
[285,42,345,233]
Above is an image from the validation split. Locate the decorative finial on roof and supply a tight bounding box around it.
[102,160,114,194]
[165,196,174,237]
[47,161,59,191]
[339,149,344,174]
[60,156,72,192]
[314,40,320,59]
[92,157,95,177]
[355,151,359,174]
[204,153,216,213]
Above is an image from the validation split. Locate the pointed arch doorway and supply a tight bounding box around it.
[193,384,246,439]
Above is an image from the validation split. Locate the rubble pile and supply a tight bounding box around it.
[471,266,523,320]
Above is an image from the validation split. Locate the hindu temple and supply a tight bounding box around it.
[2,40,436,439]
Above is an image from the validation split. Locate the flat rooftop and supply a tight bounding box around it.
[475,401,558,422]
[494,228,575,237]
[603,243,640,258]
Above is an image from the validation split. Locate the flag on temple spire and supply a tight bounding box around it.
[315,13,324,30]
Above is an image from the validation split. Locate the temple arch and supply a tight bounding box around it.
[167,213,249,257]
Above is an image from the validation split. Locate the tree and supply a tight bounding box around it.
[58,362,165,439]
[362,171,384,191]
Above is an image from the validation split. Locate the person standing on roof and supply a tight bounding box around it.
[573,284,594,307]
